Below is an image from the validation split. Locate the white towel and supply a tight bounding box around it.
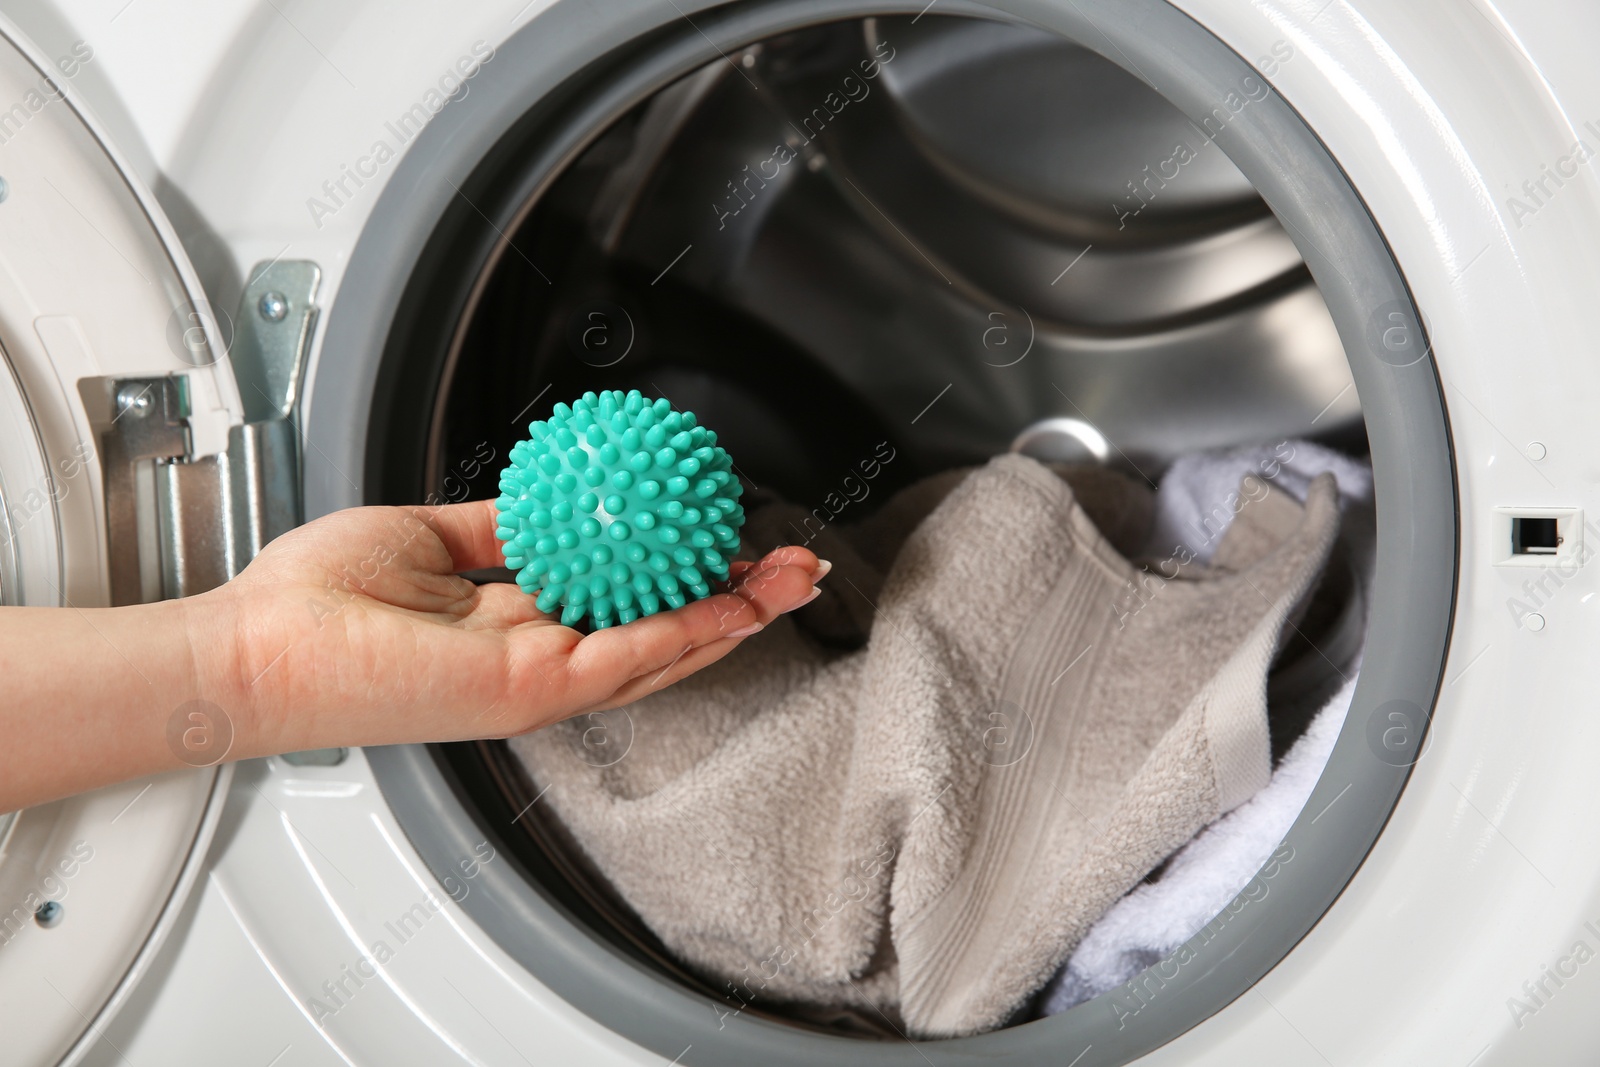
[1143,439,1373,566]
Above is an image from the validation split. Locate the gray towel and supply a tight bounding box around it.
[509,453,1340,1037]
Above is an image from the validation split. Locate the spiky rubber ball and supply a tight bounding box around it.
[495,390,745,628]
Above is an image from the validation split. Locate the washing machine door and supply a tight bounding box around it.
[0,16,306,1066]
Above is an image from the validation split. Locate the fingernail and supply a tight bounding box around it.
[727,623,763,639]
[813,559,833,580]
[784,587,822,613]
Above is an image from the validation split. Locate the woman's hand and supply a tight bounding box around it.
[209,499,823,756]
[0,500,821,812]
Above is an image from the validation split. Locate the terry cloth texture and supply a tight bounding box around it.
[1041,440,1374,1014]
[1039,675,1357,1014]
[509,452,1341,1037]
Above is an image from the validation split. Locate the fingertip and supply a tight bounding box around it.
[757,544,821,573]
[725,548,824,588]
[784,587,822,613]
[729,562,816,621]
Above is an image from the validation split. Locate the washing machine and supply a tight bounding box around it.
[0,0,1597,1063]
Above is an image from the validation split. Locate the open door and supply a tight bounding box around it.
[0,16,311,1065]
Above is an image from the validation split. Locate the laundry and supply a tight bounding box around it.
[1041,439,1375,1015]
[1040,675,1356,1014]
[510,452,1342,1037]
[1141,438,1374,566]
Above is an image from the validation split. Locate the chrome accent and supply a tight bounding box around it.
[232,261,322,423]
[86,260,320,603]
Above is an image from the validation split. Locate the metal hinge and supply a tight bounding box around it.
[86,261,321,604]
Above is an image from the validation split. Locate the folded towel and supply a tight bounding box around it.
[509,453,1341,1036]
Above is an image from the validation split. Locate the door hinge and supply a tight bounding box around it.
[85,261,321,604]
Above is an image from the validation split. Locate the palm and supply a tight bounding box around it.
[217,500,818,753]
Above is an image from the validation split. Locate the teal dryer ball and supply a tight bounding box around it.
[495,390,746,628]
